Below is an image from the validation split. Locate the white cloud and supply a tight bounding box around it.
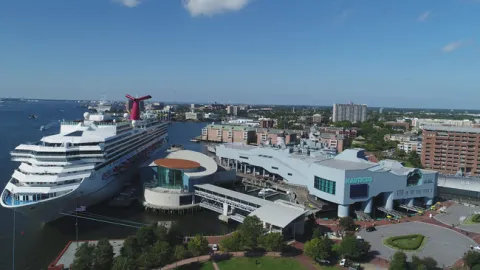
[441,40,464,53]
[113,0,143,8]
[182,0,251,17]
[417,11,431,22]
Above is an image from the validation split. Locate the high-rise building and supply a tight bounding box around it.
[422,126,480,176]
[332,103,367,123]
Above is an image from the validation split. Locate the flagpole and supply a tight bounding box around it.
[12,208,15,270]
[76,201,79,248]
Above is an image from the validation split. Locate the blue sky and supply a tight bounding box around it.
[0,0,479,108]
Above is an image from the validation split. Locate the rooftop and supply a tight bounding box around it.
[206,124,254,131]
[423,126,480,133]
[149,150,218,178]
[196,183,269,206]
[249,201,306,228]
[195,184,307,228]
[153,158,201,170]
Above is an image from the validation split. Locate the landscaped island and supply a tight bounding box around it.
[464,214,480,225]
[384,234,427,251]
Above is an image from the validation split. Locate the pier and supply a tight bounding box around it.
[194,184,307,235]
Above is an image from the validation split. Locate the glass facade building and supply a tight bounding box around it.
[156,166,184,189]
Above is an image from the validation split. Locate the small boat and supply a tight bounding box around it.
[190,138,200,143]
[166,144,184,152]
[29,114,37,119]
[40,125,45,131]
[258,188,276,197]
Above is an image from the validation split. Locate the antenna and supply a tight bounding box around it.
[126,94,152,120]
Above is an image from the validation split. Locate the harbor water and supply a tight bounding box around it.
[0,100,235,270]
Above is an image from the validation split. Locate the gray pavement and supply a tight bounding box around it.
[357,222,474,268]
[435,203,480,233]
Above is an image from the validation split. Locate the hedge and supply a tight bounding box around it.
[384,234,425,251]
[472,214,480,223]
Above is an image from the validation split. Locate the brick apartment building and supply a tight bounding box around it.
[318,134,347,153]
[422,126,480,175]
[256,128,297,145]
[259,118,275,128]
[318,127,358,139]
[202,124,256,144]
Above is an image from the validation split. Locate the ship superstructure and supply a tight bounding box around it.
[1,94,169,222]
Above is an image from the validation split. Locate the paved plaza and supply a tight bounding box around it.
[435,203,480,233]
[357,221,474,268]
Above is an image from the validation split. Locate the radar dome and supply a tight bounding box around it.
[123,113,129,118]
[83,112,90,119]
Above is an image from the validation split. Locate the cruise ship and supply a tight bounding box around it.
[0,94,169,222]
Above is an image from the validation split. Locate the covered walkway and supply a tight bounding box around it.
[194,184,307,234]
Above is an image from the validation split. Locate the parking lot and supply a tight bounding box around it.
[357,221,474,268]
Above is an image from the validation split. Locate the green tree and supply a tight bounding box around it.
[71,242,96,270]
[338,217,355,232]
[151,240,172,267]
[411,255,437,270]
[304,235,333,261]
[464,250,480,268]
[120,236,141,259]
[93,238,114,270]
[389,251,407,270]
[187,234,209,261]
[312,227,323,239]
[173,245,188,266]
[259,232,284,256]
[473,265,480,270]
[111,256,136,270]
[336,235,369,261]
[136,225,157,248]
[137,247,157,270]
[239,215,264,249]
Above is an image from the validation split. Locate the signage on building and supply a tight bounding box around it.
[345,177,373,185]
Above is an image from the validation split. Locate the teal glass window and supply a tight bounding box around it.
[157,167,183,189]
[314,176,336,195]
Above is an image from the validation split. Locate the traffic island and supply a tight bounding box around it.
[463,214,480,225]
[383,234,427,251]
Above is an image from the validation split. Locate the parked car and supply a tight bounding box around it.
[340,259,347,267]
[366,226,376,232]
[315,258,331,265]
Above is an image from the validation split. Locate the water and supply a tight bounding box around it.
[0,101,234,270]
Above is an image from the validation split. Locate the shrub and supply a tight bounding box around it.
[472,214,480,223]
[384,234,425,251]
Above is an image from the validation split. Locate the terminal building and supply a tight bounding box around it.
[141,150,236,211]
[215,143,438,217]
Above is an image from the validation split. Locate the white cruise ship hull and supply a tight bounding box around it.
[9,136,168,223]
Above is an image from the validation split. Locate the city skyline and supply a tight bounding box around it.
[1,0,479,108]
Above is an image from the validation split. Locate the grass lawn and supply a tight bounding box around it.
[384,234,427,251]
[175,261,215,270]
[215,257,308,270]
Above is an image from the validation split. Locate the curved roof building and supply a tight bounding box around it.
[142,150,233,210]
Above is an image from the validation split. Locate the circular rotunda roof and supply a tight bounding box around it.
[153,158,201,170]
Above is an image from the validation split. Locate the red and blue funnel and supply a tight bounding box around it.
[126,94,151,120]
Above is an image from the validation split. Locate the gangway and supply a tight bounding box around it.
[376,207,407,219]
[354,210,372,221]
[399,204,426,213]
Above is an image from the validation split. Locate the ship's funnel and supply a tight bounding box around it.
[126,94,152,120]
